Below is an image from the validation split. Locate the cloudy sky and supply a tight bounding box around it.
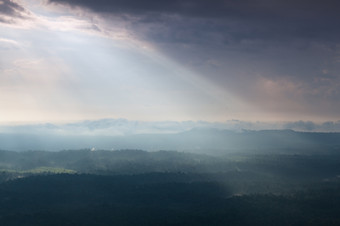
[1,0,340,125]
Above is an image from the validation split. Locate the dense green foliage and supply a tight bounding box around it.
[1,149,340,193]
[1,149,340,225]
[0,173,340,225]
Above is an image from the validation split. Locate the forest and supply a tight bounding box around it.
[1,148,340,225]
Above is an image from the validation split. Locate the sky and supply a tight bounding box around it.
[1,0,340,127]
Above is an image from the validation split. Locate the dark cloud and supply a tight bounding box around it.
[0,0,31,24]
[47,0,340,18]
[47,0,340,68]
[0,0,25,15]
[48,0,340,41]
[48,0,240,17]
[48,0,340,120]
[47,0,340,70]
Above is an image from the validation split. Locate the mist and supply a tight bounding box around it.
[1,0,340,224]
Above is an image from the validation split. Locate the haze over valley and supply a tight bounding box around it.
[1,0,340,225]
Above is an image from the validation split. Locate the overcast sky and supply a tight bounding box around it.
[1,0,339,125]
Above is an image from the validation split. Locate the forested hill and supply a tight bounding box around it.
[1,149,340,225]
[1,173,340,226]
[0,129,340,153]
[1,149,340,194]
[1,151,340,225]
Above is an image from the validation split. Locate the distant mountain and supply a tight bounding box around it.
[2,119,340,136]
[1,128,340,153]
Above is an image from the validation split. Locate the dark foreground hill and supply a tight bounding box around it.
[1,173,340,226]
[1,149,340,225]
